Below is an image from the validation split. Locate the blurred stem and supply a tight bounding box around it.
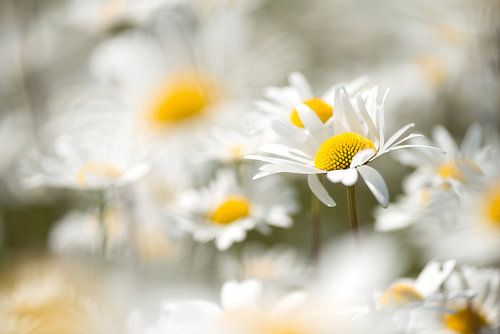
[311,195,321,261]
[98,191,107,257]
[346,186,361,249]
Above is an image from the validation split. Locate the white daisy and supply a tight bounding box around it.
[396,124,490,193]
[89,7,301,143]
[170,169,297,251]
[248,79,438,207]
[23,105,152,191]
[218,244,311,287]
[376,260,457,309]
[418,265,500,334]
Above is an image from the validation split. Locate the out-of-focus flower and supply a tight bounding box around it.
[396,124,489,192]
[23,105,152,191]
[377,260,456,308]
[248,77,438,207]
[0,260,117,334]
[418,265,500,334]
[89,7,301,144]
[0,111,31,177]
[171,169,297,251]
[218,244,311,287]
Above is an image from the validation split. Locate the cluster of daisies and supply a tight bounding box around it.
[0,0,498,333]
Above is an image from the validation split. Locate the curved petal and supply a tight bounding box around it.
[350,149,376,168]
[307,174,336,207]
[358,165,389,208]
[327,168,358,186]
[289,71,313,99]
[296,104,329,144]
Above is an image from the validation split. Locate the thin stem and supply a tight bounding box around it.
[346,186,361,249]
[311,195,321,261]
[98,191,107,257]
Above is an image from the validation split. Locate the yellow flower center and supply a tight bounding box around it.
[314,132,375,171]
[484,184,500,227]
[148,75,211,126]
[438,161,462,180]
[209,196,250,225]
[290,98,333,128]
[443,306,490,334]
[417,55,446,87]
[75,162,123,187]
[378,283,424,306]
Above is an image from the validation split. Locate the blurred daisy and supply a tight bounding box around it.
[218,244,311,287]
[396,124,490,192]
[171,169,297,251]
[89,7,300,143]
[0,260,117,334]
[23,106,152,191]
[248,82,437,207]
[425,178,500,264]
[377,260,456,309]
[420,265,500,334]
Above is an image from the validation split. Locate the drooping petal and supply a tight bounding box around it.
[289,71,313,99]
[358,165,389,208]
[327,168,358,186]
[350,149,376,168]
[296,104,330,144]
[433,126,458,156]
[307,174,336,207]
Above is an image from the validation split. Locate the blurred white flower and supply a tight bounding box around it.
[218,244,311,287]
[23,106,152,191]
[248,78,438,207]
[89,7,301,144]
[417,265,500,334]
[171,168,297,251]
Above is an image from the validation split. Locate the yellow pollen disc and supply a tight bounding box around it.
[75,162,123,187]
[314,132,375,171]
[417,55,446,87]
[209,196,250,225]
[443,306,490,334]
[484,184,500,227]
[378,283,424,306]
[148,75,210,126]
[290,98,333,128]
[438,161,463,180]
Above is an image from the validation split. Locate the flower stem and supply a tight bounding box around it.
[311,195,321,261]
[98,191,107,257]
[346,186,361,249]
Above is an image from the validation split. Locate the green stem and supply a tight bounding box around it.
[98,191,107,257]
[346,186,361,249]
[311,195,321,261]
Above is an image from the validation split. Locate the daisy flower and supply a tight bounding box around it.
[89,7,301,144]
[396,124,490,192]
[377,260,457,309]
[218,244,311,287]
[23,105,152,191]
[419,265,500,334]
[170,169,297,251]
[248,79,438,207]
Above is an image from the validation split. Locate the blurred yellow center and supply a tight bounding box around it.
[438,161,462,180]
[443,307,489,334]
[75,162,123,186]
[417,55,446,87]
[290,98,333,128]
[379,283,424,306]
[484,185,500,227]
[209,196,250,225]
[314,132,375,171]
[149,76,210,125]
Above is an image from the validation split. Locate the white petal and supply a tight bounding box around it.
[289,71,313,98]
[327,168,358,186]
[296,104,329,143]
[358,165,389,207]
[415,260,456,297]
[433,126,458,156]
[221,280,262,310]
[383,123,415,150]
[460,123,482,157]
[307,174,336,207]
[350,149,376,168]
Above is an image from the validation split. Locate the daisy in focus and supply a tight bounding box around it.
[170,169,297,251]
[248,75,438,207]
